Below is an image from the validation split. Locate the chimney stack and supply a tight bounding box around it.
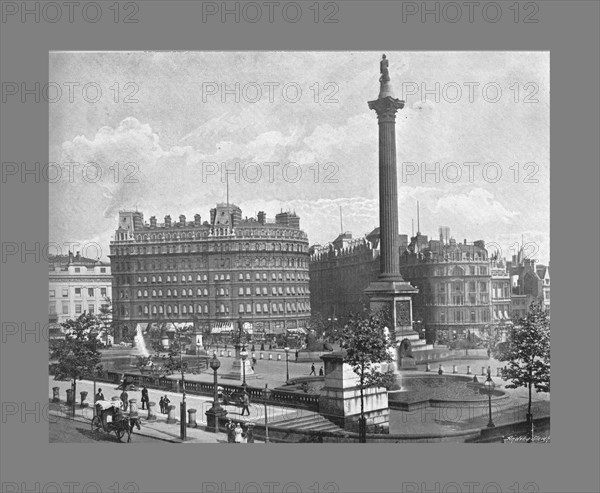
[257,211,266,225]
[164,215,171,227]
[194,214,201,227]
[150,216,157,228]
[179,214,186,227]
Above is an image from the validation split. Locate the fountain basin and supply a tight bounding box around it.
[388,374,508,411]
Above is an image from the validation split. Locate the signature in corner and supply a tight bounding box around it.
[504,434,550,443]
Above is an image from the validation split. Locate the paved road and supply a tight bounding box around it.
[50,414,159,443]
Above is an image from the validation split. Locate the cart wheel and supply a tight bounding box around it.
[91,416,102,432]
[115,428,125,442]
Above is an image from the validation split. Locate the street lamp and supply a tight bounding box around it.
[484,366,495,428]
[206,354,227,432]
[240,346,248,389]
[262,384,272,443]
[284,346,290,383]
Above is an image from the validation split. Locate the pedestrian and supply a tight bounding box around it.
[487,347,491,359]
[120,389,129,411]
[140,386,149,410]
[295,350,299,362]
[319,366,324,376]
[159,396,165,414]
[95,388,105,402]
[251,357,257,370]
[226,419,235,443]
[309,363,316,376]
[163,395,170,414]
[234,422,243,443]
[240,391,251,416]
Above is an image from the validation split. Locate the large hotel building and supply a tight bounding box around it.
[109,203,311,342]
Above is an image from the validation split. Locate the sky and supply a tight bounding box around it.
[49,51,549,264]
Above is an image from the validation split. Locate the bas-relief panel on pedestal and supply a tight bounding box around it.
[396,300,411,326]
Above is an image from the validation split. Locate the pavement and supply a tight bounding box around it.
[102,348,323,390]
[49,354,550,442]
[49,376,305,443]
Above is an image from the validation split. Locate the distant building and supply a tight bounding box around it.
[48,252,112,339]
[109,205,311,342]
[507,254,550,317]
[310,225,494,344]
[309,231,380,319]
[490,258,512,341]
[400,232,492,344]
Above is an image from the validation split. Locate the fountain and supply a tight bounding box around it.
[134,324,150,358]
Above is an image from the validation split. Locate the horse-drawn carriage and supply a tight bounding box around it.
[91,401,141,442]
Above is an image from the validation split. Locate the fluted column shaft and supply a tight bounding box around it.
[368,96,405,281]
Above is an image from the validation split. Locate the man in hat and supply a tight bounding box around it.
[240,391,251,417]
[140,386,149,410]
[120,389,129,411]
[226,419,235,443]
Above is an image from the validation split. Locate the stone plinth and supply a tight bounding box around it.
[221,345,258,381]
[205,403,227,433]
[166,405,177,424]
[187,408,198,428]
[52,387,60,403]
[147,402,157,421]
[318,352,389,432]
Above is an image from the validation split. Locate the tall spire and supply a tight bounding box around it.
[417,201,420,234]
[339,206,344,234]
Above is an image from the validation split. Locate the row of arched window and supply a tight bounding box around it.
[136,288,211,298]
[133,301,310,316]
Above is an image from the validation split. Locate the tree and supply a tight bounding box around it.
[50,312,103,416]
[334,309,394,442]
[494,301,550,441]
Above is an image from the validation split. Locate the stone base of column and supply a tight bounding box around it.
[205,405,228,433]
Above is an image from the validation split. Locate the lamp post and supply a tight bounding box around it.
[165,313,187,440]
[206,354,227,432]
[484,366,495,428]
[262,384,272,443]
[240,346,248,389]
[284,346,290,383]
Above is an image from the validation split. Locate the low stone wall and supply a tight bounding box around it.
[50,367,320,413]
[412,348,489,364]
[239,419,481,443]
[297,351,332,363]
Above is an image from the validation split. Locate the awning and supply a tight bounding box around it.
[286,328,307,335]
[210,322,233,334]
[164,322,192,332]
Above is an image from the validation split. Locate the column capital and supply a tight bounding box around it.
[368,96,405,122]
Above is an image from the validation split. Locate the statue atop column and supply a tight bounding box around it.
[376,54,396,100]
[379,54,390,83]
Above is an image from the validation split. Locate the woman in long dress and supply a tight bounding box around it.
[234,423,243,443]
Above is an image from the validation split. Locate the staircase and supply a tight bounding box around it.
[270,411,344,433]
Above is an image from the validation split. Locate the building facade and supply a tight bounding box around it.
[109,204,311,342]
[508,256,550,317]
[309,232,381,320]
[48,252,112,338]
[399,233,492,344]
[309,227,494,344]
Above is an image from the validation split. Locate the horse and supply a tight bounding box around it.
[94,403,141,443]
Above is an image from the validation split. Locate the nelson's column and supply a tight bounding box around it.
[365,55,423,370]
